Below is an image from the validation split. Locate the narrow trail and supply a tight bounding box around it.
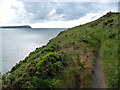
[92,45,105,88]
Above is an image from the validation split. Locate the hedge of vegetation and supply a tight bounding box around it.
[2,12,119,89]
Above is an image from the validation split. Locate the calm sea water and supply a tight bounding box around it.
[0,28,66,73]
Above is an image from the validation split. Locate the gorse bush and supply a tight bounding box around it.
[2,12,119,88]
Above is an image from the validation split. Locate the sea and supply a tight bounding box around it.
[0,28,66,73]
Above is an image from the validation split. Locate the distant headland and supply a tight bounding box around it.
[0,25,32,28]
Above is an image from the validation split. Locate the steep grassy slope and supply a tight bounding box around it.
[2,12,119,89]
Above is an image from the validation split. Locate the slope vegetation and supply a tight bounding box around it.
[2,12,119,89]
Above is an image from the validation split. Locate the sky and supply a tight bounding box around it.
[0,0,119,28]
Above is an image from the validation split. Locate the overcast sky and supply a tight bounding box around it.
[0,0,119,28]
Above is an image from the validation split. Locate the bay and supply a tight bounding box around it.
[0,28,66,73]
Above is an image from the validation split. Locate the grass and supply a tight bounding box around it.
[2,12,119,88]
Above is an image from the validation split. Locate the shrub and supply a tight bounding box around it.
[32,77,50,88]
[11,63,21,73]
[27,64,35,76]
[22,82,34,88]
[107,19,114,23]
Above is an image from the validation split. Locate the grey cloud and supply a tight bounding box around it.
[12,2,118,24]
[48,2,89,20]
[23,2,53,23]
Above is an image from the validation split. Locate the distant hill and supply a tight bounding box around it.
[0,25,32,28]
[1,12,119,89]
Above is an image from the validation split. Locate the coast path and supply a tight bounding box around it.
[92,44,105,88]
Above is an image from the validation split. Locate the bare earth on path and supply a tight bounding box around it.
[92,45,105,88]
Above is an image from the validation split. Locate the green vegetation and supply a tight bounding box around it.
[2,12,119,89]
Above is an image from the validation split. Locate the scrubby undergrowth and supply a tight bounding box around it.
[2,12,119,89]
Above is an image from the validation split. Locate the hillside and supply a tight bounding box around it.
[0,25,31,28]
[1,12,119,89]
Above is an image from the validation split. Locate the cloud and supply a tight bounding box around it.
[0,0,118,27]
[30,12,107,28]
[0,0,26,25]
[22,2,118,22]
